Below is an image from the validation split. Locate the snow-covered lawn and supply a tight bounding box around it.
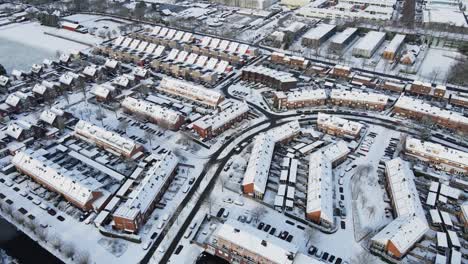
[417,47,462,82]
[0,22,90,53]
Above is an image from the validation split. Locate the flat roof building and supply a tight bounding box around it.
[353,31,386,58]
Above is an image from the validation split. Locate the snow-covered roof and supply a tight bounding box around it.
[92,85,115,99]
[371,215,429,255]
[213,220,297,264]
[5,120,32,139]
[31,63,42,73]
[274,89,327,103]
[59,71,79,85]
[12,151,103,208]
[133,67,148,78]
[104,59,119,69]
[385,158,426,218]
[243,133,275,194]
[353,31,386,52]
[430,209,442,224]
[372,158,429,255]
[113,75,130,88]
[243,66,297,83]
[395,96,468,128]
[32,83,47,95]
[330,89,388,106]
[5,92,25,107]
[306,151,333,223]
[83,65,98,77]
[385,34,405,54]
[439,184,461,200]
[436,232,448,248]
[447,230,460,248]
[40,107,65,125]
[0,75,9,86]
[462,201,468,222]
[320,140,350,164]
[243,121,301,195]
[303,23,336,40]
[158,77,223,108]
[193,100,249,131]
[331,27,358,45]
[121,97,182,126]
[114,152,178,219]
[317,113,363,137]
[405,137,468,172]
[74,120,140,157]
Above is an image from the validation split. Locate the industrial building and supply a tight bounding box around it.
[301,24,336,48]
[352,31,386,58]
[329,27,359,52]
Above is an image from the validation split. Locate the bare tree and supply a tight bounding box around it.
[351,251,375,264]
[117,119,129,135]
[305,228,317,247]
[75,250,90,264]
[50,234,62,251]
[251,206,268,223]
[144,130,155,146]
[62,242,75,259]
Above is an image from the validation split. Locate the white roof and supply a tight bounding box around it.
[396,96,468,128]
[385,158,426,218]
[214,220,297,264]
[0,75,9,86]
[133,67,148,78]
[74,120,139,157]
[430,209,442,224]
[440,211,453,226]
[105,59,119,69]
[462,202,468,223]
[306,152,334,223]
[243,66,297,83]
[385,34,405,54]
[59,72,78,85]
[330,89,388,106]
[243,121,301,195]
[193,100,249,131]
[437,232,448,248]
[83,65,97,77]
[303,24,336,40]
[353,31,386,52]
[114,152,178,219]
[40,107,65,125]
[320,140,350,164]
[447,230,460,248]
[439,184,461,200]
[331,27,358,45]
[275,89,327,103]
[122,97,182,126]
[317,113,363,137]
[92,85,114,99]
[405,137,468,172]
[5,120,32,139]
[158,77,223,108]
[371,215,429,255]
[12,151,102,207]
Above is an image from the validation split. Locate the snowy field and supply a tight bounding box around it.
[417,47,461,82]
[0,22,91,72]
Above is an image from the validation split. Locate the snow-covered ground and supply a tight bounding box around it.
[0,22,91,72]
